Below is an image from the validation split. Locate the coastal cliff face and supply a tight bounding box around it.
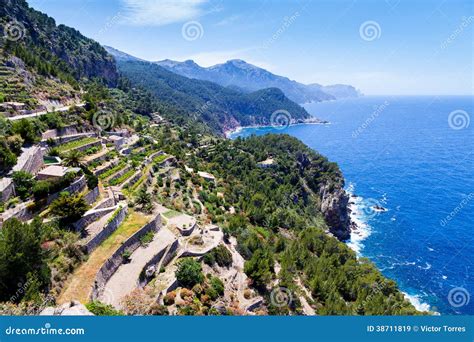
[319,184,352,241]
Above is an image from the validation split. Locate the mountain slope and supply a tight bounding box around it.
[116,60,314,134]
[1,0,118,86]
[154,58,360,103]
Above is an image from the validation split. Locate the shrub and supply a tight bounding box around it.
[175,258,204,288]
[209,276,224,297]
[139,231,154,246]
[163,291,176,305]
[85,301,123,316]
[12,171,36,200]
[32,180,51,200]
[49,193,89,225]
[122,249,132,262]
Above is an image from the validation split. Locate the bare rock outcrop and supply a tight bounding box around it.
[40,301,93,316]
[319,184,352,241]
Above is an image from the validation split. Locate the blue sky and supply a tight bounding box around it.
[28,0,473,95]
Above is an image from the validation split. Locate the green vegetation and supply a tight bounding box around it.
[108,168,135,186]
[139,230,154,246]
[2,0,118,86]
[107,206,123,224]
[86,301,123,316]
[152,154,168,164]
[11,171,35,200]
[55,137,98,153]
[203,245,233,268]
[98,161,127,180]
[176,258,204,289]
[49,192,89,225]
[0,218,50,302]
[134,187,153,213]
[117,60,310,133]
[162,210,181,219]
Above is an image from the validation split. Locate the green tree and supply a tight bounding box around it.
[175,258,204,288]
[0,218,50,302]
[244,249,274,290]
[11,119,43,144]
[0,138,17,172]
[49,192,89,225]
[63,149,84,167]
[32,180,51,200]
[134,187,152,212]
[12,171,36,200]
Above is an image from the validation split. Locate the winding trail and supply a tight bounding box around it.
[7,102,85,121]
[57,211,150,304]
[100,227,176,309]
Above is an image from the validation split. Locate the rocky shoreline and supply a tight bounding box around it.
[223,117,329,138]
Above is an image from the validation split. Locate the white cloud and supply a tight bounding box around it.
[120,0,208,26]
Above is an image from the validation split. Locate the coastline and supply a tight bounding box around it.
[344,184,432,313]
[224,119,329,139]
[229,124,433,314]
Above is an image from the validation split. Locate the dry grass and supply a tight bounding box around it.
[57,210,150,304]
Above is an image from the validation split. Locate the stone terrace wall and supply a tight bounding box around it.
[0,178,15,202]
[70,140,102,153]
[42,125,91,139]
[107,164,132,183]
[82,205,128,254]
[73,206,116,232]
[90,214,162,301]
[84,186,100,205]
[11,146,44,175]
[94,197,115,210]
[0,200,34,228]
[139,239,179,288]
[46,175,86,205]
[93,159,119,177]
[119,168,152,191]
[85,150,109,166]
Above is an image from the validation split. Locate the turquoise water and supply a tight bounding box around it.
[230,96,474,315]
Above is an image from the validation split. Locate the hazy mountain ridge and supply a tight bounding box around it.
[153,58,361,103]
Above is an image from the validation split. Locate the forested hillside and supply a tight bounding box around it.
[1,0,117,87]
[116,60,312,134]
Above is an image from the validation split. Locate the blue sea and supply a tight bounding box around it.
[230,96,474,315]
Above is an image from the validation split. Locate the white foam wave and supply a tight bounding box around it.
[346,184,372,255]
[403,293,431,312]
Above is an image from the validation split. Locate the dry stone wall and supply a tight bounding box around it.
[90,214,162,301]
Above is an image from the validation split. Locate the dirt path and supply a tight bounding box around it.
[101,228,176,309]
[295,277,316,315]
[57,210,150,304]
[7,102,85,121]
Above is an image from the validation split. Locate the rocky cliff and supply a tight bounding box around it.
[319,184,352,241]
